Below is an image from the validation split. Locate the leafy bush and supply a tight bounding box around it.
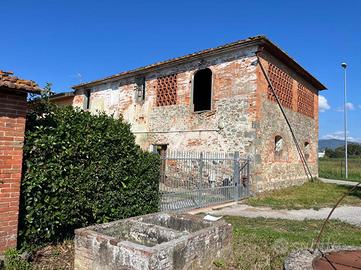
[3,248,32,270]
[19,103,160,249]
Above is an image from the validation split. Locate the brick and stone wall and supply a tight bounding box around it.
[253,53,319,191]
[72,43,321,192]
[73,46,259,158]
[0,89,27,253]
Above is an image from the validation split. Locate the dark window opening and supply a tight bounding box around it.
[193,68,212,112]
[304,142,310,160]
[84,89,91,110]
[274,136,284,161]
[134,77,145,103]
[155,144,168,156]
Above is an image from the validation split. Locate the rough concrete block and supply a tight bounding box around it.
[74,213,232,270]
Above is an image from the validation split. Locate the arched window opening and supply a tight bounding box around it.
[304,142,310,160]
[274,136,284,161]
[193,68,212,112]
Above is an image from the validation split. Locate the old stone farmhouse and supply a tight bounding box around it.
[54,36,326,191]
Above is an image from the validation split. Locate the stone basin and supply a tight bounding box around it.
[74,213,232,270]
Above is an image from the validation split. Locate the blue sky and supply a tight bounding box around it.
[2,0,360,141]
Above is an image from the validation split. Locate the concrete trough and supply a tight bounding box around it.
[74,213,232,270]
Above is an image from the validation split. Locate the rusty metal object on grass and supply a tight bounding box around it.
[313,250,361,270]
[312,181,361,253]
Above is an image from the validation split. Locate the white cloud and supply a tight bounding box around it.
[346,102,355,110]
[336,102,355,112]
[349,137,361,143]
[323,131,341,140]
[319,95,330,112]
[322,131,361,143]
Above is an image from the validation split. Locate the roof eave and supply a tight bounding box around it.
[72,36,264,90]
[49,92,75,100]
[72,36,327,91]
[259,38,327,91]
[0,85,42,94]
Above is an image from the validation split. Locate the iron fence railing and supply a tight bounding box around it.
[157,150,250,211]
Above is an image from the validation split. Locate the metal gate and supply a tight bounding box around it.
[158,150,251,211]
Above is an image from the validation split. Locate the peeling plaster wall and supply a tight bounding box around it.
[73,46,259,159]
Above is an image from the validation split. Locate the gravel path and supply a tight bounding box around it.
[208,204,361,227]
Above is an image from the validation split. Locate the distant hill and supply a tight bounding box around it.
[319,139,360,151]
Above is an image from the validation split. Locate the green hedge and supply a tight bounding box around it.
[19,104,160,248]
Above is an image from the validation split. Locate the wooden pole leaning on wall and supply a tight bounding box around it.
[256,49,314,182]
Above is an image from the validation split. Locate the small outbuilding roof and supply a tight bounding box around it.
[72,35,326,91]
[0,70,41,93]
[49,91,74,101]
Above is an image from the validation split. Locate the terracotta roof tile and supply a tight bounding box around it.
[0,70,41,93]
[72,35,326,91]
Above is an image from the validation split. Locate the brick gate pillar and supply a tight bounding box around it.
[0,71,40,253]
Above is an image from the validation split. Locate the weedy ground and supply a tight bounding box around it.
[3,241,73,270]
[4,181,361,270]
[8,217,361,270]
[215,216,361,270]
[319,158,361,182]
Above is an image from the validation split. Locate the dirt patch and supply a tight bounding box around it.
[32,241,74,270]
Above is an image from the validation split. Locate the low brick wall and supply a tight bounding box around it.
[74,213,232,270]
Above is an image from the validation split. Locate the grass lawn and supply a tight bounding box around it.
[319,158,361,182]
[247,180,361,210]
[5,216,361,270]
[214,216,361,270]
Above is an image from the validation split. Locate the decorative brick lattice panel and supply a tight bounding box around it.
[297,83,314,118]
[267,63,293,109]
[156,74,177,106]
